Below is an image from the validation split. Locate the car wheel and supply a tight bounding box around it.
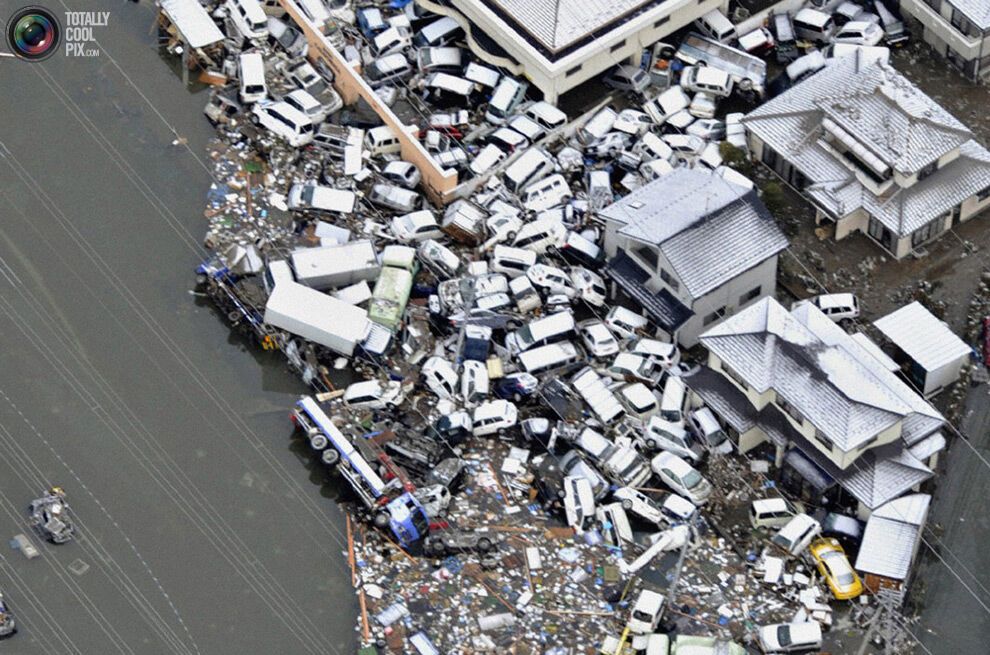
[250,113,261,125]
[647,439,658,450]
[373,512,390,530]
[506,231,517,241]
[321,448,340,466]
[476,537,493,552]
[621,499,633,511]
[309,434,329,451]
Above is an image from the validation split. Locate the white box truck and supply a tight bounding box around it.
[264,281,375,357]
[290,240,381,290]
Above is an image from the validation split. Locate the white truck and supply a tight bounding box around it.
[264,280,390,357]
[290,240,381,290]
[570,366,625,425]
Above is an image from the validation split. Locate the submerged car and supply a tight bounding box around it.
[29,487,75,544]
[423,529,497,557]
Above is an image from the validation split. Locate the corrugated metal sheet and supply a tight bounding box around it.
[855,494,930,579]
[874,301,971,372]
[159,0,225,48]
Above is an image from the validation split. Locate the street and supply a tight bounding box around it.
[0,0,356,653]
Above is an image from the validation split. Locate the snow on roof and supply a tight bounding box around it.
[873,302,971,372]
[855,494,930,580]
[951,0,990,30]
[159,0,225,48]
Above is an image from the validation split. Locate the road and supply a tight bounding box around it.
[916,385,990,654]
[0,1,356,653]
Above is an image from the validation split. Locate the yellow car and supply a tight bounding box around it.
[810,537,863,600]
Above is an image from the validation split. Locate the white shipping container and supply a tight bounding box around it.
[290,240,380,290]
[264,281,372,356]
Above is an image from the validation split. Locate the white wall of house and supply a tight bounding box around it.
[960,186,990,220]
[430,0,728,102]
[900,0,990,69]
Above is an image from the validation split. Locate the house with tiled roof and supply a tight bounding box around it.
[743,54,990,259]
[899,0,990,81]
[684,297,945,518]
[415,0,729,102]
[601,168,789,348]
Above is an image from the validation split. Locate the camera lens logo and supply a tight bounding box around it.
[6,6,61,61]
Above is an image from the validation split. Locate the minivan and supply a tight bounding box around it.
[695,9,736,44]
[518,342,581,375]
[370,25,412,57]
[659,376,687,424]
[251,101,313,146]
[511,216,567,254]
[596,503,634,546]
[238,52,267,104]
[485,77,528,124]
[686,407,732,454]
[520,174,571,213]
[368,183,421,213]
[771,513,822,556]
[680,65,733,98]
[509,275,542,314]
[365,53,414,88]
[227,0,268,41]
[604,306,648,340]
[414,16,463,48]
[471,399,518,437]
[505,311,576,354]
[793,8,835,44]
[503,148,555,194]
[525,101,567,132]
[365,125,402,156]
[578,106,617,145]
[491,245,537,279]
[749,498,798,530]
[422,72,475,108]
[417,46,464,75]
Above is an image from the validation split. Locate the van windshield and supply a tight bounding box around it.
[514,326,535,349]
[682,469,702,489]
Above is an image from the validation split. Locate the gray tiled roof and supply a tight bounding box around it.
[856,494,931,579]
[601,169,789,298]
[700,298,944,451]
[951,1,990,30]
[485,0,657,52]
[743,58,990,238]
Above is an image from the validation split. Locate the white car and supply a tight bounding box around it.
[578,319,620,358]
[628,589,665,634]
[391,211,443,243]
[418,239,460,279]
[613,487,664,525]
[618,383,660,422]
[527,264,576,297]
[287,183,355,215]
[483,213,524,248]
[612,108,653,136]
[472,399,518,437]
[470,143,508,177]
[251,101,313,147]
[342,379,405,410]
[792,292,860,323]
[461,359,490,407]
[758,622,823,653]
[685,118,726,141]
[569,267,607,307]
[283,89,331,125]
[605,305,649,340]
[421,356,458,399]
[688,91,718,119]
[651,451,712,505]
[725,112,747,151]
[771,513,822,556]
[630,338,680,369]
[834,20,884,46]
[686,407,732,454]
[606,352,659,384]
[382,161,422,189]
[642,416,700,461]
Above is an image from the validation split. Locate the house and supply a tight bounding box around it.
[898,0,990,82]
[415,0,729,102]
[684,297,946,519]
[600,168,789,348]
[873,301,971,397]
[743,54,990,260]
[855,493,931,593]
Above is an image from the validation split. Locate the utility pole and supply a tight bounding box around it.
[856,587,909,655]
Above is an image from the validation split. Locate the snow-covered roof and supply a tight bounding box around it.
[600,169,789,299]
[873,301,971,372]
[699,297,944,451]
[855,494,930,580]
[743,57,990,238]
[159,0,225,48]
[951,0,990,30]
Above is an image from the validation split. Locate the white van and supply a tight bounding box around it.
[749,498,798,530]
[491,245,537,279]
[771,513,822,556]
[417,46,464,74]
[461,360,490,407]
[578,106,617,145]
[503,148,555,194]
[251,101,313,146]
[686,407,731,454]
[793,8,835,44]
[414,16,462,48]
[505,311,576,354]
[659,376,687,424]
[509,275,542,314]
[365,53,414,88]
[680,65,733,98]
[422,72,474,108]
[465,62,501,90]
[370,25,412,56]
[633,132,673,163]
[471,399,518,436]
[521,174,571,213]
[227,0,268,40]
[469,143,507,177]
[369,183,420,213]
[525,101,567,132]
[596,503,634,546]
[485,78,528,124]
[518,342,581,375]
[695,9,736,44]
[365,125,402,156]
[605,306,648,340]
[238,51,267,104]
[511,216,567,254]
